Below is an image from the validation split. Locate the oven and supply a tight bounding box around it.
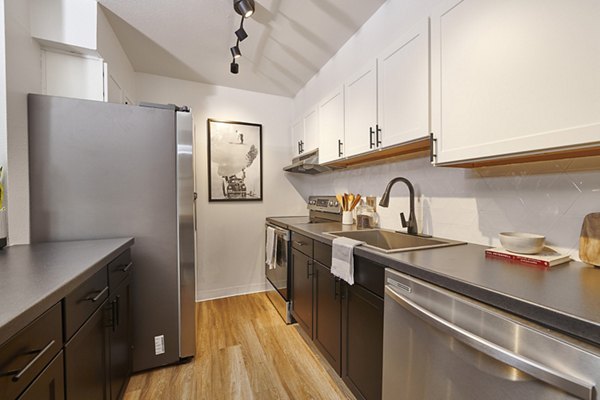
[265,222,292,323]
[265,196,342,324]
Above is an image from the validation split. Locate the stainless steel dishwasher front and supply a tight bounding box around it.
[382,268,600,400]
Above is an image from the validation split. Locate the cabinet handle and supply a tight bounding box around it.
[298,141,301,154]
[333,277,340,299]
[429,132,437,162]
[121,262,133,273]
[376,124,382,146]
[300,140,304,153]
[338,140,343,157]
[115,295,121,327]
[294,241,306,247]
[86,286,109,302]
[369,127,375,149]
[11,340,56,382]
[306,260,314,279]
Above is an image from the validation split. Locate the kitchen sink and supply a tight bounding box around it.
[327,229,466,253]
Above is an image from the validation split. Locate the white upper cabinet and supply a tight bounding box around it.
[303,108,319,154]
[318,87,345,164]
[377,19,430,148]
[291,119,304,157]
[431,0,600,165]
[344,61,378,157]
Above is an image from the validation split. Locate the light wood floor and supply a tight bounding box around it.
[124,293,353,400]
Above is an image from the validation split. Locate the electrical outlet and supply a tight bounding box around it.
[154,335,165,355]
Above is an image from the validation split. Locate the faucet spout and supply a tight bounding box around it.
[379,177,418,235]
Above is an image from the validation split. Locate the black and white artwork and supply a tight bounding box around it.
[207,119,263,201]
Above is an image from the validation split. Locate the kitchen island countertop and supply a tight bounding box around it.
[0,238,134,344]
[267,217,600,346]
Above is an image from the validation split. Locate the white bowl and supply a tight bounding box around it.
[499,232,546,254]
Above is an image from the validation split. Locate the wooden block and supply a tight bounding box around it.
[579,213,600,267]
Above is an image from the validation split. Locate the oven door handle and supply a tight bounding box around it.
[385,286,595,400]
[266,223,290,241]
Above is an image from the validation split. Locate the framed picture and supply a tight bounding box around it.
[207,119,263,202]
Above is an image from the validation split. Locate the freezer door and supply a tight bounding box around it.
[176,110,196,359]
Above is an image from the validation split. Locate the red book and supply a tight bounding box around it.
[485,247,570,268]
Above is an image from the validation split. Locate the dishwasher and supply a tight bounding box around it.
[383,268,600,400]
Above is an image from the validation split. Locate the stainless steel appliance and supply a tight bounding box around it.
[28,94,196,372]
[383,268,600,400]
[283,149,339,174]
[265,196,342,323]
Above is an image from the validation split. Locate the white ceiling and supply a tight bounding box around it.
[97,0,387,97]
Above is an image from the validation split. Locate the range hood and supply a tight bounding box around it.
[283,149,336,174]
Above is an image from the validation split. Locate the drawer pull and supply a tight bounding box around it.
[294,241,306,247]
[121,262,133,273]
[86,286,109,302]
[11,340,56,382]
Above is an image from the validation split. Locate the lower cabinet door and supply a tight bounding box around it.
[65,300,109,400]
[290,249,314,337]
[342,283,384,400]
[313,262,341,373]
[18,352,64,400]
[108,279,132,400]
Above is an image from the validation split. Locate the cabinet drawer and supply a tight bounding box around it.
[0,303,62,400]
[17,351,64,400]
[314,241,332,268]
[291,232,313,257]
[108,249,132,290]
[354,256,385,298]
[64,267,109,340]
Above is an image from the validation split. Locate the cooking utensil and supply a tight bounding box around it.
[350,194,361,211]
[336,194,343,210]
[579,213,600,267]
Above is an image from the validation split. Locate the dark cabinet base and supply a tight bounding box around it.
[18,352,64,400]
[342,282,384,400]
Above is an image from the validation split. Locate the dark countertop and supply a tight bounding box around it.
[267,217,600,346]
[0,238,134,344]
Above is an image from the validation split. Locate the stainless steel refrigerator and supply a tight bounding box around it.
[28,94,196,372]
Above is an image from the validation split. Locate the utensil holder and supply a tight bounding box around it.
[342,211,353,225]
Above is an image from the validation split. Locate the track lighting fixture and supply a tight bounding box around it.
[233,0,255,18]
[230,44,241,59]
[229,1,254,74]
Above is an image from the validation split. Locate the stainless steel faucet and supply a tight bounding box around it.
[379,177,418,235]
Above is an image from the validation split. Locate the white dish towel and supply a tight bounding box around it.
[331,237,364,285]
[266,227,277,269]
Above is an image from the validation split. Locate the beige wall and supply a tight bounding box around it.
[136,73,306,301]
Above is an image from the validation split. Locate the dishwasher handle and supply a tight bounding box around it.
[385,285,595,400]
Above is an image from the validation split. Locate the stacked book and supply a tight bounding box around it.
[485,247,570,268]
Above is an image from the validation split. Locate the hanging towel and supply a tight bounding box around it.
[266,227,277,269]
[331,237,364,285]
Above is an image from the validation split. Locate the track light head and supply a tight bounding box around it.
[230,61,239,74]
[230,45,241,59]
[235,27,248,42]
[234,0,255,18]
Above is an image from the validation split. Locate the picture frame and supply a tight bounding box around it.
[207,119,263,202]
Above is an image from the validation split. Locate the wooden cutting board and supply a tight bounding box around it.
[579,213,600,267]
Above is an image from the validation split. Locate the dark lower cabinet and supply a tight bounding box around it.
[291,248,314,337]
[342,282,384,400]
[313,261,341,374]
[65,300,109,400]
[18,352,64,400]
[108,277,132,400]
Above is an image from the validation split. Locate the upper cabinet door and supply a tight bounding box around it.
[319,87,345,164]
[344,61,378,157]
[377,19,430,148]
[291,119,304,157]
[304,108,319,153]
[431,0,600,165]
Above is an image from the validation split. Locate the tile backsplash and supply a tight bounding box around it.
[287,153,600,260]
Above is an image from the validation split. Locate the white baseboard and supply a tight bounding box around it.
[196,281,270,302]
